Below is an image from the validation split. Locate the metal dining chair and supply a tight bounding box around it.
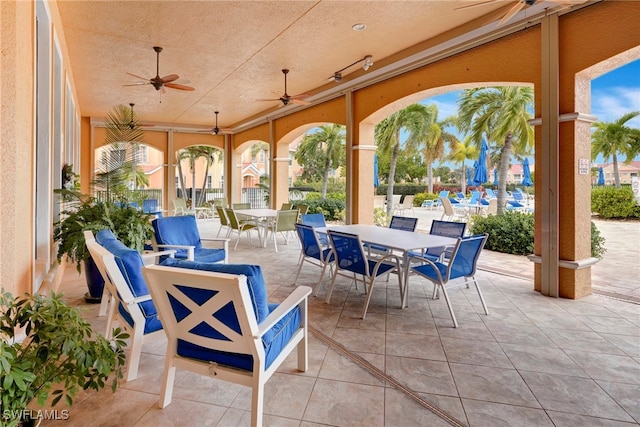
[409,233,488,328]
[326,230,403,319]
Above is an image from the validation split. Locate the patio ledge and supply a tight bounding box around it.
[527,255,600,270]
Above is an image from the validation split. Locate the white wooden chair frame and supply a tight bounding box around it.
[84,230,171,381]
[143,264,311,427]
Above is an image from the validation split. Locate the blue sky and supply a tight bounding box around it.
[421,59,640,164]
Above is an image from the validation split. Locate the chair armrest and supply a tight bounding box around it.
[256,286,312,337]
[142,250,177,265]
[201,238,230,263]
[123,294,153,306]
[156,244,195,261]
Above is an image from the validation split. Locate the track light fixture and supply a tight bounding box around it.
[329,54,374,82]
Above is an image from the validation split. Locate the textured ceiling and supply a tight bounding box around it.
[55,0,581,131]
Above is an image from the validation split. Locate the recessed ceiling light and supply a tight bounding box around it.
[352,23,366,31]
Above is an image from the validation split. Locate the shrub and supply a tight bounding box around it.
[470,211,535,255]
[471,212,607,258]
[305,198,346,221]
[591,186,640,219]
[591,221,607,259]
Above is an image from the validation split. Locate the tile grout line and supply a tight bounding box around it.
[308,325,468,427]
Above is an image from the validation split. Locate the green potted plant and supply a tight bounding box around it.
[53,191,154,302]
[0,291,127,427]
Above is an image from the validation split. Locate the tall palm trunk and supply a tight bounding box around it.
[497,134,513,214]
[198,157,212,205]
[612,152,621,188]
[321,155,331,198]
[177,160,187,199]
[386,136,400,217]
[427,163,434,194]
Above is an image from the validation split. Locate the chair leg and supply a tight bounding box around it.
[361,277,375,319]
[439,285,459,328]
[125,327,144,382]
[473,278,489,315]
[98,286,111,317]
[293,254,305,284]
[252,380,264,427]
[325,271,340,304]
[158,358,176,408]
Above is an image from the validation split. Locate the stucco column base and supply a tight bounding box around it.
[533,261,593,299]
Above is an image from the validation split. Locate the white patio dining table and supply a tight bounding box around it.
[317,224,457,308]
[233,208,279,247]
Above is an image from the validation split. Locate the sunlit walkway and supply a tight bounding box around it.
[48,208,639,426]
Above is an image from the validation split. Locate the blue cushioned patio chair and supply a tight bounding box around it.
[326,230,403,319]
[151,215,229,263]
[293,223,335,295]
[409,233,489,328]
[143,261,312,427]
[85,230,173,381]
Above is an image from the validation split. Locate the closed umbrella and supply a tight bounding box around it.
[493,168,499,187]
[466,167,473,187]
[373,154,379,188]
[521,158,533,187]
[597,167,605,186]
[473,138,488,186]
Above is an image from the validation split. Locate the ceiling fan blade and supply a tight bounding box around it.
[256,98,281,102]
[122,83,149,87]
[126,72,150,81]
[498,1,525,26]
[455,0,497,11]
[291,99,311,106]
[164,82,195,91]
[160,74,179,83]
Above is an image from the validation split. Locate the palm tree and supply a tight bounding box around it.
[295,124,345,198]
[94,104,146,202]
[448,137,479,195]
[196,146,223,206]
[376,104,431,217]
[591,111,640,188]
[408,105,459,193]
[457,87,534,214]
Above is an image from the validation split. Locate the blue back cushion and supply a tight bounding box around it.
[152,215,202,249]
[159,259,270,327]
[95,229,158,321]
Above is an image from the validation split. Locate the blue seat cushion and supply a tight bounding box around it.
[152,215,201,254]
[95,229,162,334]
[158,259,300,371]
[152,216,226,262]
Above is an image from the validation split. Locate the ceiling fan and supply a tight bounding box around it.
[197,111,231,135]
[124,46,194,92]
[258,69,310,106]
[126,103,154,129]
[457,0,577,26]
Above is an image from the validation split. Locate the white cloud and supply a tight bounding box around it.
[591,86,640,127]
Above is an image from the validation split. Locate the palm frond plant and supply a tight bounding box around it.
[53,105,153,301]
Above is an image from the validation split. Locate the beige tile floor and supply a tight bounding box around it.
[46,208,639,426]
